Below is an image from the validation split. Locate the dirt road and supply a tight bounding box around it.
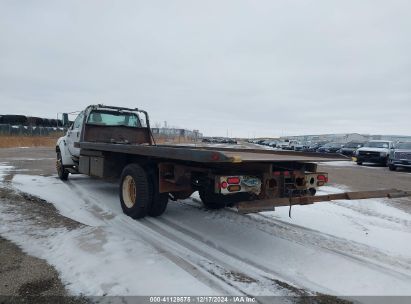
[1,147,410,301]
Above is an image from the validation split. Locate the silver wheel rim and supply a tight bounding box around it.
[122,175,136,208]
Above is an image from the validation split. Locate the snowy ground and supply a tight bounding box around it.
[1,159,411,299]
[0,170,411,295]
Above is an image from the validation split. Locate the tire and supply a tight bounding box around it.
[199,190,227,209]
[56,151,69,181]
[119,164,151,219]
[147,170,169,217]
[356,161,363,166]
[389,164,396,171]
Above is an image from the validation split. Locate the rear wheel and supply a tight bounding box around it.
[120,164,151,219]
[147,170,169,217]
[356,161,363,166]
[56,151,69,181]
[389,164,396,171]
[199,190,227,209]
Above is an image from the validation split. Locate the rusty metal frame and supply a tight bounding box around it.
[235,189,411,213]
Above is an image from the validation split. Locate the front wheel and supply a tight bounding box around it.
[120,164,151,219]
[356,161,363,166]
[389,164,396,171]
[56,151,69,181]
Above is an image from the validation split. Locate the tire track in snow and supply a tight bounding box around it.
[65,181,316,296]
[64,181,240,295]
[179,198,411,280]
[143,218,308,298]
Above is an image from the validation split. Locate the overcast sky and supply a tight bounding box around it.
[0,0,410,137]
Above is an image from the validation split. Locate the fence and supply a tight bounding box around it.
[0,124,65,136]
[151,128,202,143]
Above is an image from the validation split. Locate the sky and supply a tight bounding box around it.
[0,0,410,137]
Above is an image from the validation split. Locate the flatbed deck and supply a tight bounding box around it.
[80,142,349,163]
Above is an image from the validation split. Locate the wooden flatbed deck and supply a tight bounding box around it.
[80,142,349,163]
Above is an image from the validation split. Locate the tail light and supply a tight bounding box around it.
[227,177,240,184]
[228,185,241,192]
[317,174,328,186]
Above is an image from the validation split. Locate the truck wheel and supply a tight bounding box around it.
[148,192,168,217]
[147,171,169,217]
[199,190,227,209]
[389,164,396,171]
[56,152,69,181]
[120,164,150,219]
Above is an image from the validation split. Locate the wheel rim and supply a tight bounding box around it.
[122,175,137,208]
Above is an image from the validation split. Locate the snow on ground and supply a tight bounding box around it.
[317,161,357,167]
[317,161,392,170]
[1,174,225,296]
[261,186,411,257]
[0,163,13,181]
[3,172,411,297]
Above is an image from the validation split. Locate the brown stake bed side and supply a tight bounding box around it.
[79,142,349,164]
[236,189,411,213]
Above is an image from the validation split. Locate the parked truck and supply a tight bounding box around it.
[56,105,411,219]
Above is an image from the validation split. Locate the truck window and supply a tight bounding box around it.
[87,111,141,127]
[73,112,84,129]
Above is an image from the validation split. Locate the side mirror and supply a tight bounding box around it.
[62,113,70,127]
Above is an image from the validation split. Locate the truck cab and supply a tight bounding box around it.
[56,105,151,180]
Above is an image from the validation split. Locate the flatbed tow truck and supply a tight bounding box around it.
[56,105,411,219]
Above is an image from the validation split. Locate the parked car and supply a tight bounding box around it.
[294,142,309,152]
[267,141,278,148]
[340,142,365,156]
[388,142,411,171]
[355,140,394,166]
[303,141,329,152]
[279,140,299,150]
[317,142,343,153]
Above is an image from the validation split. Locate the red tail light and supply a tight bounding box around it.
[317,175,328,183]
[227,177,240,184]
[220,181,228,189]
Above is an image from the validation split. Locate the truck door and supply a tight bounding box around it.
[66,111,84,157]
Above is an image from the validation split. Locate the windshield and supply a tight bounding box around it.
[345,142,363,148]
[87,110,141,127]
[365,141,390,148]
[397,142,411,149]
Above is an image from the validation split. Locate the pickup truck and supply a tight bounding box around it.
[389,142,411,171]
[56,105,411,219]
[355,140,394,166]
